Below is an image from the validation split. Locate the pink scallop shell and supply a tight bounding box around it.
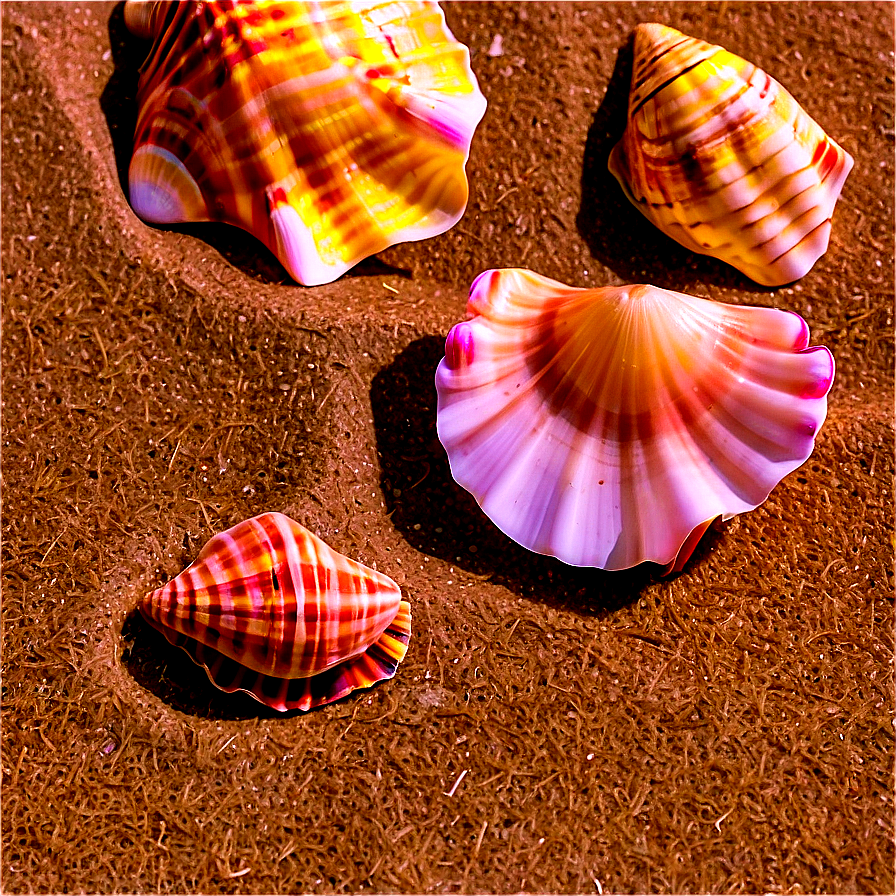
[435,269,834,571]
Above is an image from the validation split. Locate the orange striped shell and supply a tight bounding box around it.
[125,0,486,285]
[609,24,853,287]
[138,512,411,711]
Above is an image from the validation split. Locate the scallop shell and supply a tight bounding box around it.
[608,23,853,287]
[125,0,486,285]
[435,269,834,572]
[138,512,411,711]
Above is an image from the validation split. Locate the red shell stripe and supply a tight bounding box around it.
[139,512,404,682]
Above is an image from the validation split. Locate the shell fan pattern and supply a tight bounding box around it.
[125,0,487,285]
[138,512,412,711]
[435,269,834,572]
[609,23,854,287]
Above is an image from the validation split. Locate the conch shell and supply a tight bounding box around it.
[138,512,411,711]
[609,23,853,287]
[124,0,486,285]
[435,269,834,572]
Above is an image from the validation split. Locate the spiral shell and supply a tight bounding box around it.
[138,512,411,711]
[435,269,834,572]
[608,23,853,287]
[125,0,486,285]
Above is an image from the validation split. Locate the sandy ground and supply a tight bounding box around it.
[2,1,893,893]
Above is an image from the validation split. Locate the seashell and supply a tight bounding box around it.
[608,23,853,287]
[435,268,834,572]
[123,0,167,39]
[124,0,486,285]
[138,512,411,711]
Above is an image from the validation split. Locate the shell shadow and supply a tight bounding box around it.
[575,33,757,292]
[121,609,370,720]
[370,336,727,618]
[99,2,141,202]
[98,2,413,288]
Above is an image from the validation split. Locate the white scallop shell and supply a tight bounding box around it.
[435,269,835,571]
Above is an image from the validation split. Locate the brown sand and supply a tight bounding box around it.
[2,2,893,892]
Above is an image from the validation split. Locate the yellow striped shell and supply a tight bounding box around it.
[125,0,486,285]
[138,512,411,711]
[609,23,854,287]
[435,269,834,572]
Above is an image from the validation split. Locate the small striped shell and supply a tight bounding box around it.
[125,0,486,285]
[138,512,411,711]
[435,269,834,572]
[608,23,853,287]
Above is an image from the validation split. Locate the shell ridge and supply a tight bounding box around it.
[650,415,728,539]
[436,393,526,504]
[258,513,294,675]
[763,216,830,268]
[186,596,411,712]
[134,2,192,84]
[312,529,344,673]
[639,83,754,154]
[437,331,537,442]
[215,523,262,667]
[479,427,565,556]
[710,376,828,462]
[266,76,461,269]
[630,24,719,106]
[607,436,647,568]
[631,51,718,119]
[634,35,693,86]
[681,394,808,505]
[691,328,831,452]
[129,64,236,225]
[276,511,318,672]
[630,117,789,213]
[545,432,600,565]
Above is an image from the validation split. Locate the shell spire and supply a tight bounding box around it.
[139,512,411,711]
[435,269,835,571]
[609,23,853,286]
[124,0,487,285]
[123,0,170,39]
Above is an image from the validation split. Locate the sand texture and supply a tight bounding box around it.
[2,2,893,893]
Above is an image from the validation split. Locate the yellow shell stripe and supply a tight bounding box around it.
[199,1,473,268]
